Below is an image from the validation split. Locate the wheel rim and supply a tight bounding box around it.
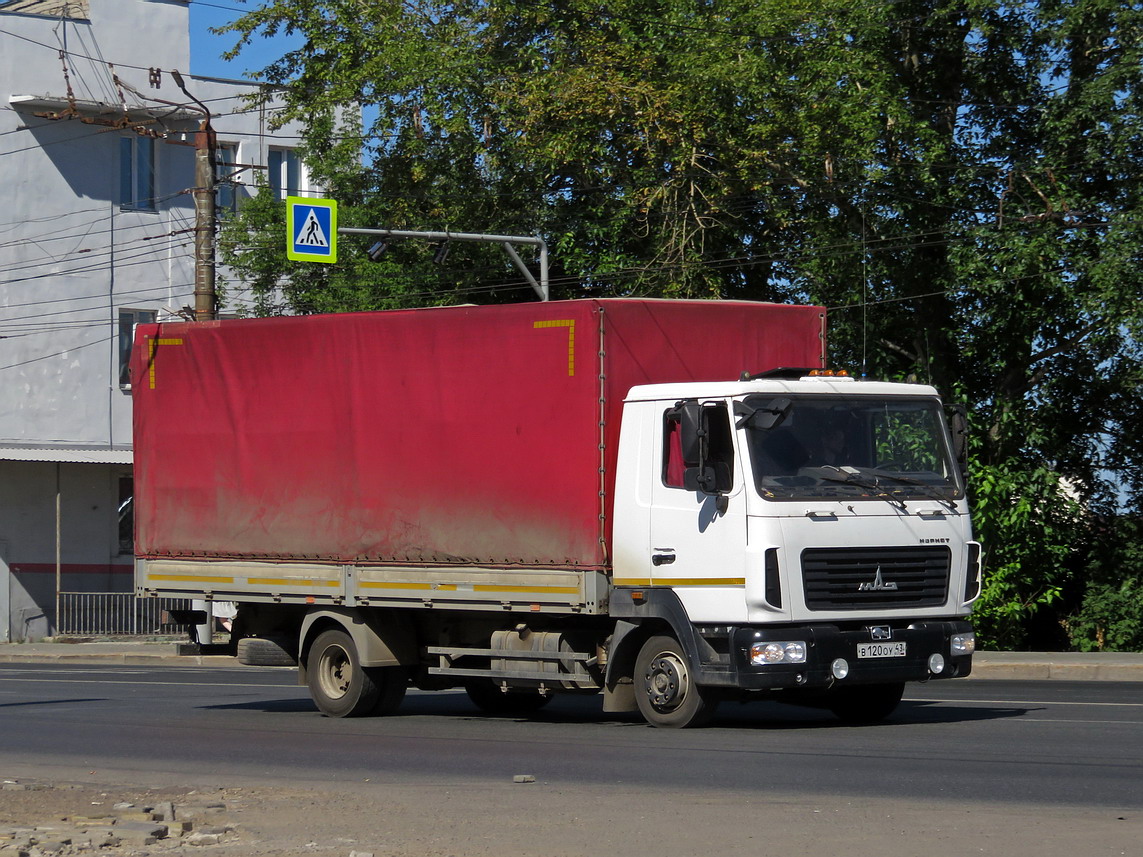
[317,644,352,700]
[644,650,689,711]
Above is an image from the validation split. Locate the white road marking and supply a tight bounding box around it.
[908,696,1143,708]
[0,677,296,689]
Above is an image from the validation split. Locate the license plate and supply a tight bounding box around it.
[858,641,907,659]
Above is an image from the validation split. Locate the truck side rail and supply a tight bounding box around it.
[426,645,599,686]
[136,558,610,615]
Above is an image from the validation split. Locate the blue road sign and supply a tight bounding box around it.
[287,197,338,263]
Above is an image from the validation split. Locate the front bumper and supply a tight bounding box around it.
[710,620,973,690]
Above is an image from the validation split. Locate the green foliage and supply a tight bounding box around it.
[1066,517,1143,651]
[1068,579,1143,652]
[968,461,1083,649]
[213,0,1143,648]
[871,408,946,474]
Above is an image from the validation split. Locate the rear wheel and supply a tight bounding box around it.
[307,629,380,717]
[367,666,409,715]
[826,682,905,724]
[634,635,718,728]
[465,680,552,716]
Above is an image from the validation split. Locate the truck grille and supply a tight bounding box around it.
[801,546,950,610]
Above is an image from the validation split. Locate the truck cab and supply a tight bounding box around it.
[609,371,978,726]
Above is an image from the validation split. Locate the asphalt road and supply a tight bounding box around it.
[1,663,1141,812]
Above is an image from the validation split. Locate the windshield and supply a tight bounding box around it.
[742,394,963,502]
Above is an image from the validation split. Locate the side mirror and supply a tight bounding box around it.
[947,404,968,465]
[672,400,732,501]
[684,465,716,493]
[675,401,706,467]
[758,397,792,430]
[684,461,731,494]
[734,397,792,430]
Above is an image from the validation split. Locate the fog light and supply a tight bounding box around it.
[951,633,976,655]
[750,640,808,665]
[928,653,946,674]
[831,658,849,679]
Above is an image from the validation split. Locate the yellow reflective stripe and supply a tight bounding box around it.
[533,319,576,376]
[149,574,338,587]
[473,584,580,594]
[358,582,578,594]
[147,337,184,389]
[614,578,746,587]
[246,578,339,587]
[148,573,234,584]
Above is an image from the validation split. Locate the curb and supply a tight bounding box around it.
[970,651,1143,683]
[0,643,237,668]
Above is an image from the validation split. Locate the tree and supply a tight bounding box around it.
[218,0,1143,648]
[219,0,901,302]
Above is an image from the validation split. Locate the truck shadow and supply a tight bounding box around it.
[710,699,1035,729]
[203,694,1035,728]
[0,697,108,709]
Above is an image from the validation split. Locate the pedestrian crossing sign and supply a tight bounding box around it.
[286,196,338,263]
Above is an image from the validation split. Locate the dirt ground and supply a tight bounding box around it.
[0,773,1140,857]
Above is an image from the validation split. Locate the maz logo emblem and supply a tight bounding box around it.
[858,567,899,592]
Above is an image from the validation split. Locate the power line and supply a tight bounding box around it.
[0,329,115,372]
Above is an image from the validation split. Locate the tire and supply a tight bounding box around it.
[236,635,298,666]
[367,666,409,716]
[633,634,718,728]
[306,629,380,717]
[465,680,553,716]
[826,682,905,724]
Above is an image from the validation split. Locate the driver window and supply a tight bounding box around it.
[663,414,686,488]
[662,404,735,492]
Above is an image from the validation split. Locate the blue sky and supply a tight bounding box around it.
[189,1,298,80]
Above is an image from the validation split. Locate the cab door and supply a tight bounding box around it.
[648,401,749,623]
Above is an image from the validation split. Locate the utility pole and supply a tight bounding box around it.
[170,72,217,645]
[191,123,217,321]
[171,71,217,321]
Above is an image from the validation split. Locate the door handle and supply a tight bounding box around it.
[652,553,676,566]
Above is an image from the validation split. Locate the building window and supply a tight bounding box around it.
[118,476,135,555]
[268,147,302,198]
[120,135,156,210]
[216,143,238,214]
[118,308,156,389]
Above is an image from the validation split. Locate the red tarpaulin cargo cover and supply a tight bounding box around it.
[132,299,824,569]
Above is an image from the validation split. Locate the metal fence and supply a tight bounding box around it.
[57,592,192,636]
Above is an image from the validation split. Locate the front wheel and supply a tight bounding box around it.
[634,635,718,728]
[307,629,382,718]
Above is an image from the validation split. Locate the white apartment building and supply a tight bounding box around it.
[0,0,309,639]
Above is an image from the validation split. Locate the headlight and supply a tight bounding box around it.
[951,633,976,655]
[749,641,807,665]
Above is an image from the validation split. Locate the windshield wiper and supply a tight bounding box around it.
[866,469,960,512]
[812,466,908,510]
